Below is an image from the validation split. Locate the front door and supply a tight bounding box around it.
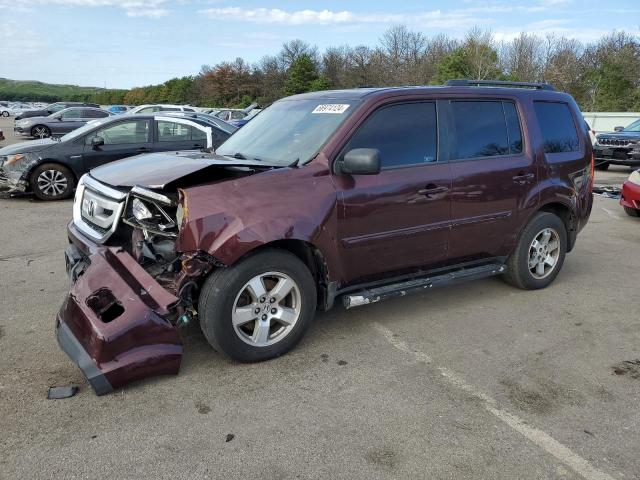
[51,108,85,135]
[82,119,152,170]
[444,99,538,262]
[334,101,452,284]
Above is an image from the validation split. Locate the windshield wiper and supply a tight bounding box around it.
[231,152,247,159]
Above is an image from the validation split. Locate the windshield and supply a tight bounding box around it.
[59,117,112,142]
[624,119,640,132]
[216,99,359,165]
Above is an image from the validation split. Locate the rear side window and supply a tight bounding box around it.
[345,102,437,168]
[450,101,509,159]
[533,102,579,153]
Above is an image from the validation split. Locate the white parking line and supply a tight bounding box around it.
[373,322,617,480]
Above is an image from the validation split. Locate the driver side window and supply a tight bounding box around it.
[88,120,150,145]
[61,109,81,119]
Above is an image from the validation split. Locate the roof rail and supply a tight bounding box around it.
[445,79,555,91]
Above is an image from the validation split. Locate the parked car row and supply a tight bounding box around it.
[0,112,235,200]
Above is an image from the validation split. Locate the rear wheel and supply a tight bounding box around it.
[31,125,51,139]
[504,212,567,290]
[198,249,316,362]
[1,111,9,117]
[30,163,75,201]
[623,206,640,217]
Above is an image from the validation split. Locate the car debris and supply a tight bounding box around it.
[592,185,621,199]
[47,384,79,399]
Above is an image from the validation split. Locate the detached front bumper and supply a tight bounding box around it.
[621,181,640,210]
[56,223,183,395]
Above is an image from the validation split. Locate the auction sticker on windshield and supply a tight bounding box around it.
[312,104,350,114]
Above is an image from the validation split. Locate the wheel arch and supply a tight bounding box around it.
[230,239,334,311]
[536,201,577,252]
[27,159,78,191]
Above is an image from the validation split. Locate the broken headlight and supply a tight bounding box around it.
[123,187,178,237]
[132,197,153,221]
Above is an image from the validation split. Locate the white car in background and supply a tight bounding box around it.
[1,103,31,117]
[127,104,198,114]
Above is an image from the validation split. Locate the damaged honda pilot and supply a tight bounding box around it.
[57,81,594,394]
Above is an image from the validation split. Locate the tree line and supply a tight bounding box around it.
[4,27,640,111]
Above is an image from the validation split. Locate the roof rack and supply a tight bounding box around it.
[445,79,555,91]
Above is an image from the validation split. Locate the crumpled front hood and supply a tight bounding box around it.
[0,138,57,156]
[90,150,283,189]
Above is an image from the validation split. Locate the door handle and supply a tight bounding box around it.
[418,185,448,197]
[512,172,535,184]
[193,144,204,148]
[136,147,151,153]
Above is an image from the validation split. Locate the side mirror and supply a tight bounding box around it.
[57,117,63,121]
[90,136,105,148]
[338,148,381,175]
[614,126,624,132]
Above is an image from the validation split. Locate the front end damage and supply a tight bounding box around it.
[57,244,183,395]
[57,178,219,394]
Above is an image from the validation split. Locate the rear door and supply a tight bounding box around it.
[445,99,538,263]
[334,100,452,284]
[153,119,209,151]
[82,118,152,170]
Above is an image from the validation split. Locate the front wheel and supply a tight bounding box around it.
[1,111,9,117]
[503,212,567,290]
[623,206,640,217]
[30,163,75,200]
[198,249,317,362]
[31,125,51,138]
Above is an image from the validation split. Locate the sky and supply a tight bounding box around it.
[1,0,639,89]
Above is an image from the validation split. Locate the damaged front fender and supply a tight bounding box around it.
[56,245,182,395]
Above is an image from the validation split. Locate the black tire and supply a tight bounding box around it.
[31,125,51,139]
[1,111,9,117]
[595,162,609,171]
[623,206,640,217]
[198,249,317,362]
[30,163,76,201]
[503,212,567,290]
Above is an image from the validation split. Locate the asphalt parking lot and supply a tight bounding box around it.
[1,115,639,479]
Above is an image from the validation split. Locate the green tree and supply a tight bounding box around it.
[284,54,320,95]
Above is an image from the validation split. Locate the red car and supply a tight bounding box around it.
[621,169,640,217]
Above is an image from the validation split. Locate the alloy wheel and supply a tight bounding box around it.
[232,271,301,347]
[37,169,68,197]
[33,127,49,138]
[528,228,561,279]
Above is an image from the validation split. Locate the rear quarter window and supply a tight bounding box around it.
[533,102,580,153]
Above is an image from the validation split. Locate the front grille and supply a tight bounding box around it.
[597,138,635,147]
[72,175,127,243]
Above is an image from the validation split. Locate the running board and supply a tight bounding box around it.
[342,263,506,309]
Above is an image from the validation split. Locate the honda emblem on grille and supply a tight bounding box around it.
[82,198,97,218]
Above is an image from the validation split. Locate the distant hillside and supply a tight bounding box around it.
[0,78,127,104]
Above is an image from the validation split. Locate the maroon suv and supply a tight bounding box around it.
[56,80,594,394]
